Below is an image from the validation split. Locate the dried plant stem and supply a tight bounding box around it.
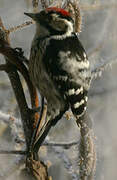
[66,1,82,33]
[43,140,79,148]
[32,0,39,12]
[7,21,33,33]
[0,150,26,155]
[76,113,96,180]
[91,55,117,80]
[40,0,48,8]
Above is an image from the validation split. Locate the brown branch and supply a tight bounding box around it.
[0,17,39,149]
[0,150,26,155]
[0,38,38,109]
[6,64,32,147]
[0,38,40,140]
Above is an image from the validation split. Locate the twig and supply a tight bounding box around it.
[40,0,48,9]
[32,0,39,8]
[91,55,117,80]
[32,0,39,12]
[0,37,38,109]
[43,140,79,148]
[0,10,48,180]
[0,17,32,148]
[7,21,33,33]
[0,150,26,155]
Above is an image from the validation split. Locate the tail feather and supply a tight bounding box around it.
[66,85,88,119]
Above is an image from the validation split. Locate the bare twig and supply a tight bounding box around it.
[43,140,79,148]
[0,150,26,155]
[91,55,117,80]
[7,21,33,33]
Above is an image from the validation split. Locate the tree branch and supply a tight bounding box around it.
[7,21,33,33]
[0,37,39,109]
[0,150,26,155]
[43,140,79,148]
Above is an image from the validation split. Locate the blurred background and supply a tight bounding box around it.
[0,0,117,180]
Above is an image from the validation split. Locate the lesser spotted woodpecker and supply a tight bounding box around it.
[25,7,91,148]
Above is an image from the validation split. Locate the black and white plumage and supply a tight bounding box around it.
[25,7,91,149]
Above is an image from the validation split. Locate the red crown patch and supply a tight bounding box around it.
[46,7,70,17]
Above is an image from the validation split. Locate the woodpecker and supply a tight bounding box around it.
[24,7,91,150]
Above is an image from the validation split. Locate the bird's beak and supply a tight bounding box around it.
[24,12,37,20]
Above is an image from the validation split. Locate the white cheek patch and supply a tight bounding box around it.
[52,19,73,40]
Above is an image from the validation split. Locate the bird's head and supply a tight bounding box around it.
[24,7,74,38]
